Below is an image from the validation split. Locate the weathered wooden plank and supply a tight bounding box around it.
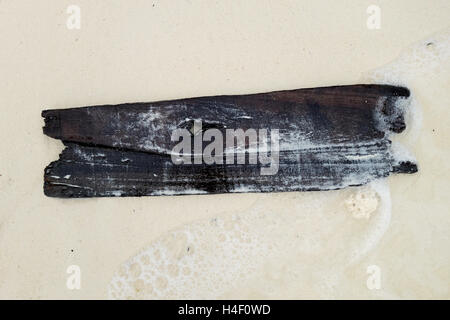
[43,142,415,198]
[42,84,417,198]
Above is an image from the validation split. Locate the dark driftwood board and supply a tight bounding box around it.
[42,84,417,198]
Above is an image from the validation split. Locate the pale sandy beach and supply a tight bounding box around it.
[0,0,449,299]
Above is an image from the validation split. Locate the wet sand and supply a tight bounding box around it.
[0,1,448,299]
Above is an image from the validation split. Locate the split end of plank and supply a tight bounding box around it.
[392,161,418,174]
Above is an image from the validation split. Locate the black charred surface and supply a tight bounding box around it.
[42,84,417,198]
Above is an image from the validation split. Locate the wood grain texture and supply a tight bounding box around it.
[42,84,417,198]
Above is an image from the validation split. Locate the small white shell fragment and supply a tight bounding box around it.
[345,188,379,219]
